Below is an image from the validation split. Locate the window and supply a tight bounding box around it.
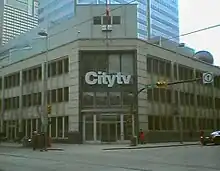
[112,16,121,24]
[108,54,120,73]
[121,54,133,75]
[93,16,101,25]
[64,87,69,101]
[103,16,111,25]
[95,92,107,106]
[82,92,94,106]
[109,92,121,105]
[122,92,133,105]
[57,88,63,102]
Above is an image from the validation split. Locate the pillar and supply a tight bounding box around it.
[120,114,124,141]
[93,114,97,141]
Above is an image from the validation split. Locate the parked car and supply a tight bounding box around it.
[201,131,220,145]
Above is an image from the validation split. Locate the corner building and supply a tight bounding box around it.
[1,38,220,143]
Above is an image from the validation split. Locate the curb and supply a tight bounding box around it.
[103,143,199,150]
[47,148,64,151]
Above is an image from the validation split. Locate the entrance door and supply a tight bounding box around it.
[101,123,117,142]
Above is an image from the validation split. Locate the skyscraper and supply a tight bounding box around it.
[38,0,179,41]
[0,0,38,45]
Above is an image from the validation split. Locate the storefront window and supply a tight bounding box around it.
[109,92,121,105]
[82,92,94,107]
[95,92,108,106]
[108,54,120,73]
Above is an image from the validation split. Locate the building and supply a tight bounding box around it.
[38,0,179,41]
[0,0,38,45]
[0,4,219,143]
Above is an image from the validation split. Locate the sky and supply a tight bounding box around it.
[179,0,220,66]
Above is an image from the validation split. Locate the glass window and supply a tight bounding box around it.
[95,92,108,106]
[82,54,96,73]
[121,54,133,75]
[93,16,101,25]
[122,92,133,105]
[112,16,121,24]
[82,92,94,106]
[96,55,108,71]
[109,92,121,105]
[103,16,111,25]
[108,54,120,74]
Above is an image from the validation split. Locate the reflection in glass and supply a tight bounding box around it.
[96,55,108,71]
[95,92,108,106]
[82,92,94,106]
[109,92,121,105]
[85,123,94,141]
[108,54,120,74]
[122,92,133,105]
[121,54,133,75]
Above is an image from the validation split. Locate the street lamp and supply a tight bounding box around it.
[38,29,49,151]
[175,43,185,144]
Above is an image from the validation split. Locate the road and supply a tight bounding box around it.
[0,145,219,171]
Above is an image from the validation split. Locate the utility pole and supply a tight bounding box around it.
[38,30,49,151]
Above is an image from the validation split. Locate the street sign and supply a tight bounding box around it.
[203,72,214,84]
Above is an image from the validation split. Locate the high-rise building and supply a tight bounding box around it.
[0,0,38,45]
[38,0,179,41]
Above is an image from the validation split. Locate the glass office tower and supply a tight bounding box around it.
[38,0,179,41]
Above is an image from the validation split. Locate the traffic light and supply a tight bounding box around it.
[47,105,52,114]
[156,81,167,88]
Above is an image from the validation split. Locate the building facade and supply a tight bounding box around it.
[0,0,38,45]
[0,38,220,143]
[38,0,179,41]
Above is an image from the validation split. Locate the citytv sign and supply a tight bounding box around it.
[85,71,132,87]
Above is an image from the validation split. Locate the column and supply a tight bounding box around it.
[36,119,38,132]
[93,115,97,141]
[132,114,135,136]
[55,117,58,138]
[19,70,23,133]
[6,121,9,138]
[120,114,124,141]
[62,117,65,138]
[30,119,33,137]
[82,115,85,142]
[25,120,27,136]
[49,118,52,137]
[0,77,5,133]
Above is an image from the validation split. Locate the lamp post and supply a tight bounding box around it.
[38,30,49,151]
[175,43,185,144]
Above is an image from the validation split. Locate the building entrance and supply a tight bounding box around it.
[83,114,135,143]
[101,123,117,142]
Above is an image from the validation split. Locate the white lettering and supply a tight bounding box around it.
[85,71,98,85]
[85,71,132,87]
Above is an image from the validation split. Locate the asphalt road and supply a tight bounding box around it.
[0,145,219,171]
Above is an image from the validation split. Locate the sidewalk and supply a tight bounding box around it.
[0,141,199,151]
[0,142,64,151]
[102,141,199,150]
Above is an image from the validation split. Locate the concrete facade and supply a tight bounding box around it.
[0,38,220,143]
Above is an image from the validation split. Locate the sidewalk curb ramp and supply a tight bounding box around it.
[103,143,199,151]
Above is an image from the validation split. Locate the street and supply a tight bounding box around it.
[0,145,219,171]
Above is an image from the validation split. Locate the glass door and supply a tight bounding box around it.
[101,123,117,142]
